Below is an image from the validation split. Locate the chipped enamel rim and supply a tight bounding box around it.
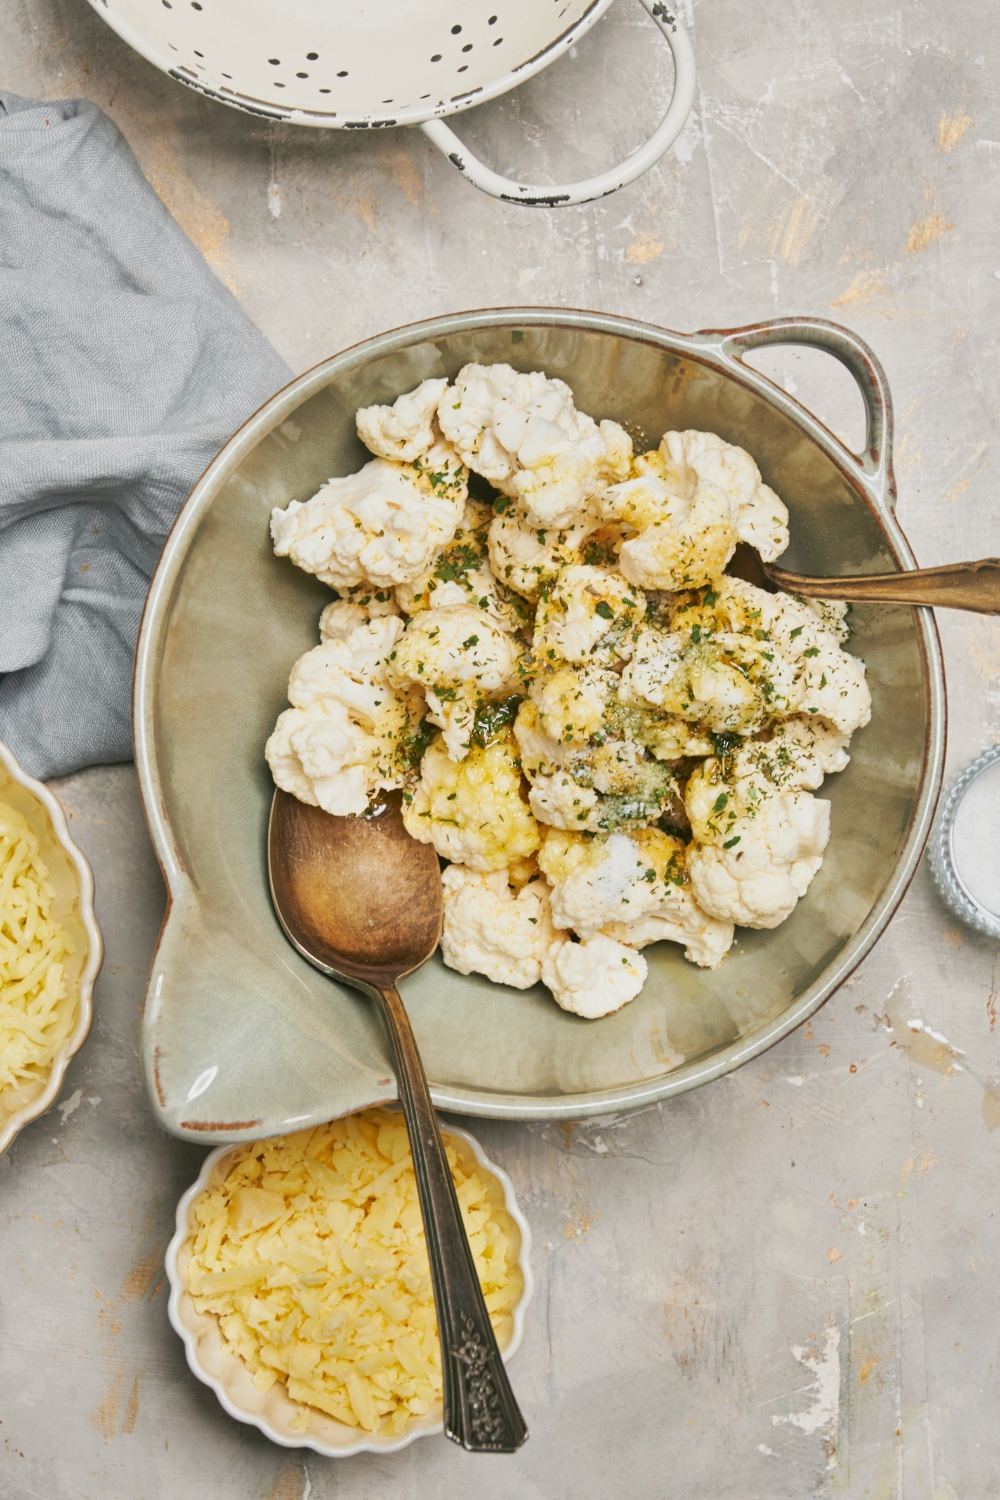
[165,1115,534,1456]
[0,740,103,1156]
[83,0,695,207]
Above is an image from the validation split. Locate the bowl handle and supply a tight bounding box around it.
[419,0,696,208]
[692,317,897,513]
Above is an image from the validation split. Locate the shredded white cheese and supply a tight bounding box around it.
[0,802,75,1102]
[185,1110,523,1436]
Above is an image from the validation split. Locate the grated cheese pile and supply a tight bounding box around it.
[186,1109,523,1436]
[0,802,75,1103]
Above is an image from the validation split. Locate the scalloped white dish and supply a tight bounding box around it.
[166,1115,534,1456]
[0,739,103,1155]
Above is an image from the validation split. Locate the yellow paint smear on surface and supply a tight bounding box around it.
[626,234,665,265]
[900,1156,914,1184]
[123,1374,140,1435]
[858,1349,879,1385]
[939,109,973,153]
[982,1088,1000,1133]
[907,209,954,255]
[831,268,889,310]
[121,1249,161,1302]
[91,1364,127,1441]
[827,1246,842,1264]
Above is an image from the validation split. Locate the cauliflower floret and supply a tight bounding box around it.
[385,605,520,761]
[537,826,680,938]
[598,472,739,591]
[319,585,400,642]
[619,622,797,735]
[403,730,539,871]
[437,362,632,529]
[531,564,644,666]
[270,443,467,591]
[395,500,530,635]
[670,578,871,737]
[684,739,831,928]
[265,618,421,816]
[356,377,450,462]
[514,666,681,832]
[440,866,557,989]
[601,836,734,968]
[659,430,790,562]
[487,502,601,601]
[541,932,647,1019]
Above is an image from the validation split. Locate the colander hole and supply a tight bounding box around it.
[193,49,203,56]
[493,37,503,44]
[462,43,472,51]
[319,88,330,93]
[337,70,348,76]
[274,82,285,88]
[457,64,468,71]
[431,54,442,62]
[161,1,171,8]
[269,58,280,65]
[222,72,231,78]
[306,52,318,60]
[382,99,393,103]
[190,2,202,8]
[488,14,497,22]
[451,23,462,32]
[296,71,308,77]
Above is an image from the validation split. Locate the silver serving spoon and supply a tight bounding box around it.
[267,787,528,1454]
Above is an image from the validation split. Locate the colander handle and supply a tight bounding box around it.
[692,317,897,512]
[419,0,696,208]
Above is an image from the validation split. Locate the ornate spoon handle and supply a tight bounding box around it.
[765,557,1000,613]
[372,980,529,1453]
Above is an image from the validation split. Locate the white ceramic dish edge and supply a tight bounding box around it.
[0,740,103,1156]
[165,1117,535,1457]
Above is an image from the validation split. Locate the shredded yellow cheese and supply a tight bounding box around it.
[186,1109,523,1436]
[0,802,75,1101]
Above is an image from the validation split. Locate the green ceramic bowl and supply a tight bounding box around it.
[134,309,945,1143]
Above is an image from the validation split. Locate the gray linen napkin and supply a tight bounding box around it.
[0,91,292,780]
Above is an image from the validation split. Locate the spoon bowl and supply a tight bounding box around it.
[268,790,441,980]
[267,788,528,1454]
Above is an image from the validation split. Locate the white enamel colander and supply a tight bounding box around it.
[85,0,695,205]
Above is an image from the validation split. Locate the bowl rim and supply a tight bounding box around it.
[165,1112,535,1456]
[134,307,947,1128]
[0,739,104,1155]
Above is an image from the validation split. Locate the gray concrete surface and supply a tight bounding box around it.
[3,0,1000,1494]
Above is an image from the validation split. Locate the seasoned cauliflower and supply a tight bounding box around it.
[531,565,644,666]
[394,500,530,635]
[385,605,520,761]
[403,730,539,872]
[619,622,797,736]
[514,664,682,833]
[319,585,400,642]
[265,617,422,816]
[537,826,681,938]
[267,361,874,1017]
[668,577,871,737]
[356,377,449,462]
[684,738,831,928]
[488,502,600,600]
[438,362,632,529]
[440,866,557,989]
[598,471,740,591]
[541,932,647,1019]
[659,430,790,562]
[601,836,734,968]
[270,444,467,591]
